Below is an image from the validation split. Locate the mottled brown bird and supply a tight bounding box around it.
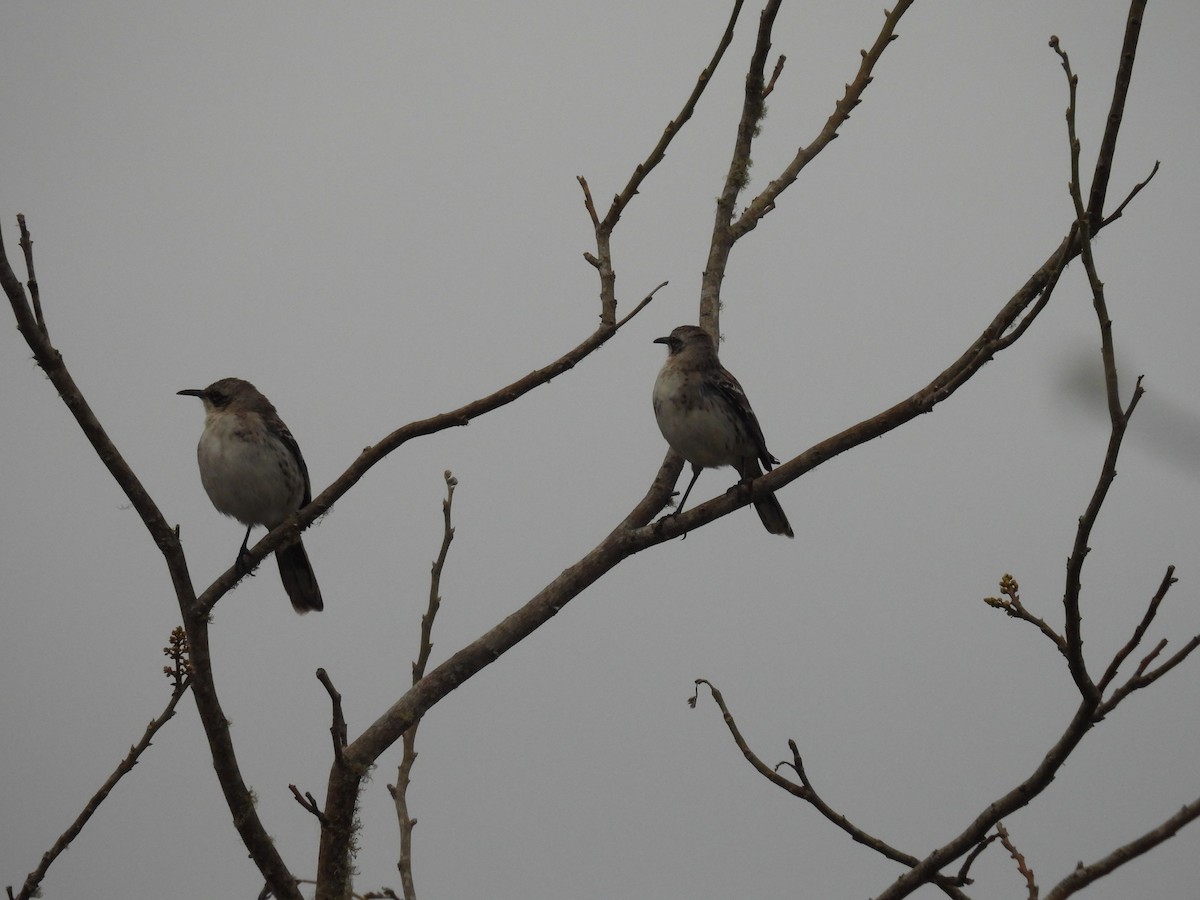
[178,378,324,612]
[652,325,793,537]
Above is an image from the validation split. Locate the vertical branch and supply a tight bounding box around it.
[317,669,349,766]
[702,1,915,335]
[702,0,783,336]
[15,214,47,336]
[1085,0,1147,229]
[579,0,748,326]
[1051,36,1144,703]
[390,472,458,900]
[3,216,305,900]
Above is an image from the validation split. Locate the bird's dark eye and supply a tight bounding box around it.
[209,391,228,407]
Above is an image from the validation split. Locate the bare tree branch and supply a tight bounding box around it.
[389,471,459,900]
[689,681,972,899]
[289,784,327,826]
[597,0,747,236]
[984,574,1067,654]
[1084,0,1146,228]
[702,0,784,334]
[1043,796,1200,900]
[15,214,45,336]
[955,835,998,888]
[580,0,747,327]
[198,279,663,620]
[1099,159,1159,229]
[1051,34,1146,703]
[1096,566,1176,693]
[2,216,304,898]
[1098,633,1200,717]
[4,3,1185,898]
[995,822,1039,900]
[316,668,349,766]
[8,631,192,900]
[696,1,915,335]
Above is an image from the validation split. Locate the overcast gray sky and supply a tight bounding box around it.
[3,3,1198,899]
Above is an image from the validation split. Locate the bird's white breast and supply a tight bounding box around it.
[196,412,304,528]
[653,365,744,469]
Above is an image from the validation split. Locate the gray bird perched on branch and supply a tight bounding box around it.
[652,325,793,537]
[178,377,324,612]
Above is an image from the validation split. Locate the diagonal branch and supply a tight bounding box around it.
[2,218,661,900]
[1096,566,1176,693]
[732,0,915,237]
[8,633,192,900]
[690,680,972,900]
[695,0,916,334]
[656,221,1083,538]
[1084,0,1146,229]
[2,221,303,900]
[1098,633,1200,717]
[1043,795,1200,900]
[1052,34,1145,702]
[597,0,747,239]
[994,822,1039,900]
[197,281,664,618]
[580,0,748,327]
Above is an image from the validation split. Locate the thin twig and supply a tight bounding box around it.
[984,574,1067,654]
[15,214,46,336]
[579,0,746,326]
[289,784,327,825]
[762,54,786,99]
[1043,795,1200,900]
[8,631,192,900]
[690,681,971,900]
[955,835,998,886]
[995,822,1039,900]
[1052,35,1145,703]
[1099,160,1159,229]
[391,471,459,900]
[316,668,349,766]
[1096,566,1176,692]
[598,0,746,236]
[689,679,808,798]
[1098,634,1200,717]
[732,2,914,231]
[995,224,1077,351]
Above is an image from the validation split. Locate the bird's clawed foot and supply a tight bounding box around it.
[655,502,691,541]
[235,525,258,577]
[235,547,258,577]
[729,475,756,498]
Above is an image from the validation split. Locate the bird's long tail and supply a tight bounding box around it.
[753,493,793,538]
[277,539,324,613]
[742,459,794,538]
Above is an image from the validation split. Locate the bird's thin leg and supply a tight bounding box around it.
[674,465,704,517]
[235,524,257,576]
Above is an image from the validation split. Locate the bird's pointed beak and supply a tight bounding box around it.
[653,336,670,345]
[177,388,206,398]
